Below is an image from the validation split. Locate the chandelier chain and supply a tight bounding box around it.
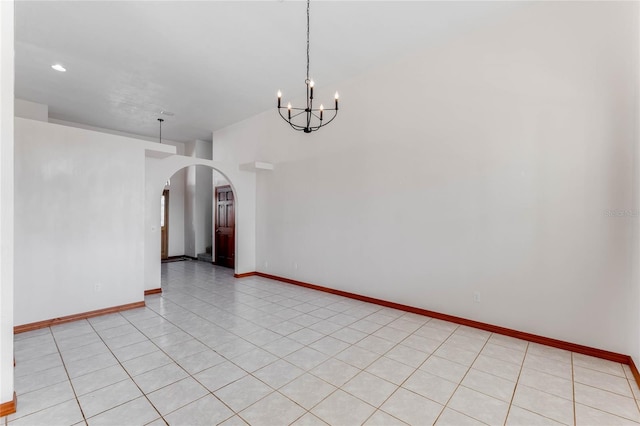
[306,0,310,81]
[276,0,338,133]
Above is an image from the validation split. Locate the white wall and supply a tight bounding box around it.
[212,1,639,359]
[0,0,14,407]
[166,168,186,257]
[183,140,213,257]
[14,118,146,325]
[46,113,188,259]
[15,98,47,122]
[196,141,213,255]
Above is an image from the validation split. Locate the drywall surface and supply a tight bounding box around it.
[212,2,639,357]
[0,0,14,406]
[14,118,145,325]
[15,98,47,122]
[183,140,213,257]
[166,168,186,257]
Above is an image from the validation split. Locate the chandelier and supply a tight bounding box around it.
[277,0,338,133]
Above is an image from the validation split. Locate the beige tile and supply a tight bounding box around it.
[401,334,442,354]
[146,377,208,416]
[366,356,415,385]
[239,392,305,426]
[518,367,573,400]
[132,363,188,394]
[574,382,640,422]
[291,413,330,426]
[308,336,351,356]
[280,373,337,409]
[312,390,376,425]
[381,387,444,425]
[78,379,142,419]
[71,365,129,396]
[335,345,380,369]
[254,359,305,389]
[356,335,397,355]
[311,358,360,387]
[575,403,640,426]
[403,370,457,404]
[506,406,565,425]
[462,368,516,402]
[231,347,278,372]
[87,397,159,426]
[481,343,526,365]
[527,343,571,364]
[472,353,521,382]
[7,399,83,426]
[385,344,430,368]
[164,394,234,426]
[435,408,486,426]
[512,384,574,425]
[413,324,453,342]
[8,380,75,421]
[574,365,633,397]
[573,353,626,377]
[342,371,398,407]
[420,355,469,383]
[363,410,408,425]
[448,386,510,425]
[446,333,487,352]
[434,343,480,367]
[523,353,573,380]
[285,347,330,371]
[487,334,528,352]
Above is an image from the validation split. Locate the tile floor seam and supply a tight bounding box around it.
[50,325,87,425]
[502,339,529,426]
[431,329,491,425]
[84,315,166,424]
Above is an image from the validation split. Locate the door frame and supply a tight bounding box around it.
[214,185,235,268]
[161,189,169,260]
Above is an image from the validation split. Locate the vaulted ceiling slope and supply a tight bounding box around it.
[15,1,523,143]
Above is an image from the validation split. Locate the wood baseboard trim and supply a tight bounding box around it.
[629,356,640,387]
[0,392,16,417]
[234,272,257,279]
[144,288,162,296]
[13,301,146,334]
[254,272,633,367]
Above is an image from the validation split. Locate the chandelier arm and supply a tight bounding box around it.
[319,110,338,126]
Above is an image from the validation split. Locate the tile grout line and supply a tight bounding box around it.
[502,340,529,426]
[431,328,492,425]
[84,313,167,424]
[50,323,89,425]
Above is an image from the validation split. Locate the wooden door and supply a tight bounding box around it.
[161,190,169,260]
[215,186,235,268]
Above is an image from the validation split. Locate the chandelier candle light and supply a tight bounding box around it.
[277,0,339,133]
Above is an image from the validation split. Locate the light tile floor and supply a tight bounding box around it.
[4,261,640,425]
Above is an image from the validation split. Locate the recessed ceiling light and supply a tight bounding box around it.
[51,64,66,72]
[160,110,174,116]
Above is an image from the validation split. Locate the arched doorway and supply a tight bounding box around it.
[144,155,257,294]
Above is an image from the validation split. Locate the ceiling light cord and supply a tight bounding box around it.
[157,118,164,144]
[306,0,310,82]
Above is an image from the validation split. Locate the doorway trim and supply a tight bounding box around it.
[144,155,258,292]
[214,185,235,268]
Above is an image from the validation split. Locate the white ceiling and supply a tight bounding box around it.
[15,1,523,143]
